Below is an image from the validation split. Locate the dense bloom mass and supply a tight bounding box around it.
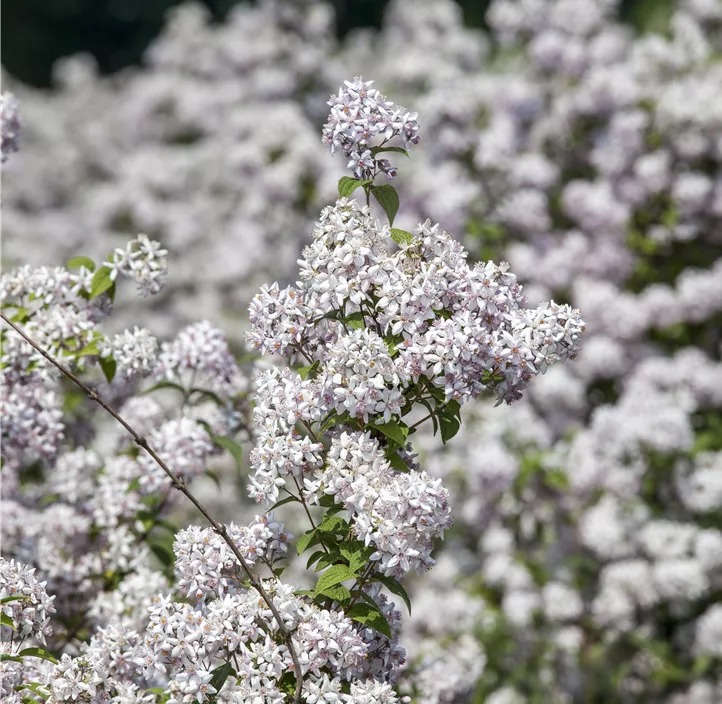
[1,91,20,163]
[322,77,420,179]
[9,0,720,698]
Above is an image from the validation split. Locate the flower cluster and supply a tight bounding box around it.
[0,558,56,645]
[138,582,392,704]
[250,198,584,410]
[101,326,158,382]
[102,234,169,297]
[173,514,293,600]
[154,320,246,399]
[308,431,452,578]
[136,418,214,494]
[1,92,20,163]
[322,77,420,179]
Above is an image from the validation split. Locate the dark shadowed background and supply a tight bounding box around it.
[2,0,676,87]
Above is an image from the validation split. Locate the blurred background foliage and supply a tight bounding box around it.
[3,0,677,87]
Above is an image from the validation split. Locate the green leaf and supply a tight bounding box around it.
[544,468,570,491]
[17,682,51,700]
[209,662,235,695]
[268,495,301,511]
[0,654,22,662]
[316,584,352,602]
[432,308,452,320]
[296,529,318,555]
[444,399,461,418]
[317,514,347,535]
[1,613,15,629]
[315,564,356,597]
[297,360,320,380]
[17,648,59,664]
[306,550,326,570]
[373,574,412,614]
[212,436,243,469]
[371,420,409,447]
[426,385,446,403]
[345,312,366,330]
[370,146,410,158]
[383,333,403,358]
[371,184,400,225]
[293,589,316,598]
[318,493,338,508]
[76,341,101,357]
[90,266,115,299]
[9,307,30,323]
[1,595,26,604]
[278,671,298,697]
[346,602,392,638]
[150,542,174,568]
[390,228,414,246]
[205,469,222,489]
[438,411,460,445]
[66,256,96,272]
[339,542,375,573]
[338,177,372,199]
[314,551,343,572]
[188,387,225,407]
[142,380,187,396]
[385,449,409,474]
[99,356,117,384]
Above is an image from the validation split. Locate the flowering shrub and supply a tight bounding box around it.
[3,0,722,701]
[1,75,582,703]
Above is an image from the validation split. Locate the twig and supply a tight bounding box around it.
[0,313,305,704]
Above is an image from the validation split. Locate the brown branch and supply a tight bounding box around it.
[1,313,305,703]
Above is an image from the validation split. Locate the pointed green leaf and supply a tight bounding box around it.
[297,360,320,380]
[90,266,115,299]
[209,662,235,694]
[314,551,343,572]
[438,411,460,445]
[142,380,187,396]
[315,564,355,596]
[268,495,301,511]
[66,256,96,272]
[371,420,409,447]
[99,356,117,384]
[371,184,399,226]
[338,177,372,199]
[346,602,392,638]
[296,529,318,555]
[316,583,352,602]
[370,146,409,158]
[150,542,174,567]
[339,542,375,573]
[390,228,414,246]
[17,648,59,664]
[385,449,409,474]
[306,550,326,570]
[345,312,366,330]
[212,436,243,469]
[373,574,412,614]
[205,469,222,489]
[1,595,26,605]
[317,514,347,534]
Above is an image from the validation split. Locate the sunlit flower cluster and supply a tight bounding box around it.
[323,76,420,179]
